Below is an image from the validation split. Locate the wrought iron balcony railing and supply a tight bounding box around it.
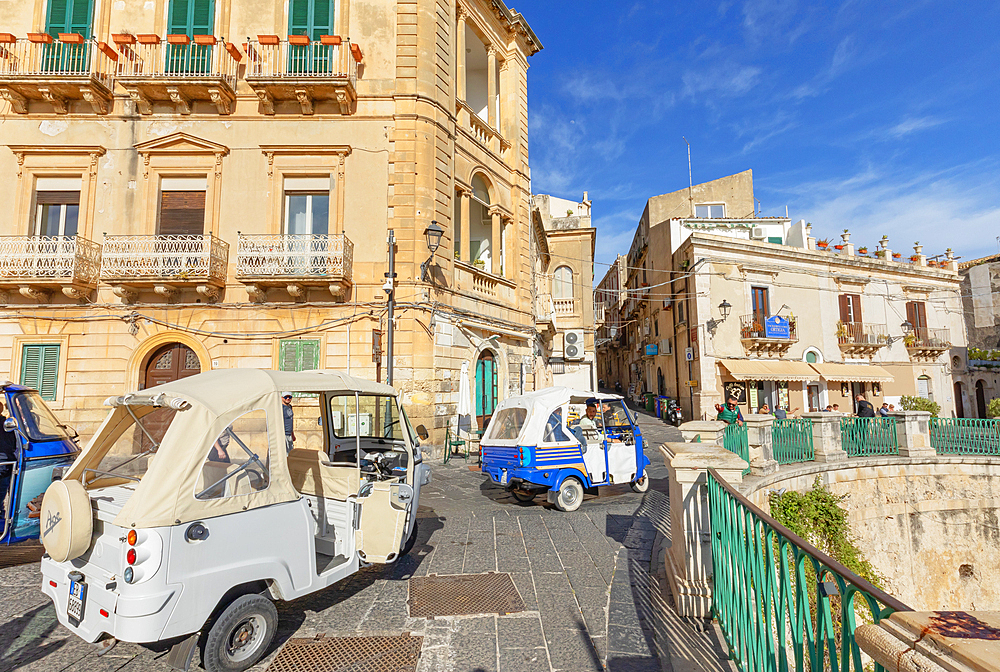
[0,36,116,113]
[101,234,229,285]
[906,327,950,350]
[836,322,889,354]
[0,235,101,300]
[235,233,353,301]
[243,37,359,114]
[738,313,799,341]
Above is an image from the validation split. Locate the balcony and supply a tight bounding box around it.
[0,35,115,114]
[455,260,515,304]
[236,233,353,302]
[113,35,239,114]
[906,327,951,359]
[0,236,101,301]
[100,234,229,303]
[535,293,555,330]
[457,100,509,157]
[739,314,799,355]
[836,321,889,357]
[244,37,358,115]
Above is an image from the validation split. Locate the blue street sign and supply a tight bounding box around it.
[764,316,790,339]
[645,344,658,356]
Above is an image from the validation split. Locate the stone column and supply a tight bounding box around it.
[460,188,471,263]
[489,205,502,276]
[800,412,848,462]
[888,410,935,457]
[487,45,498,128]
[338,0,351,39]
[744,413,778,475]
[678,420,727,446]
[456,7,467,104]
[660,442,747,619]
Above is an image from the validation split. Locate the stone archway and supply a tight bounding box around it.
[143,342,202,389]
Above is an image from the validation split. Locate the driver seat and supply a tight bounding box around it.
[287,448,359,501]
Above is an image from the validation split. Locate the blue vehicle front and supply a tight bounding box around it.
[1,384,79,544]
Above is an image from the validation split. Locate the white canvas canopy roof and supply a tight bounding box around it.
[484,386,623,446]
[64,369,397,529]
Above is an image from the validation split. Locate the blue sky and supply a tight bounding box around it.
[519,0,1000,278]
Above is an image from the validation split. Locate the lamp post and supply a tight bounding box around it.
[420,220,445,282]
[718,299,732,321]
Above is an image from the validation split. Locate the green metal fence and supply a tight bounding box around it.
[930,417,1000,455]
[840,417,898,456]
[707,469,910,672]
[772,419,814,464]
[723,423,750,475]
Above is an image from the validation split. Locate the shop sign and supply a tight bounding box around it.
[764,316,790,339]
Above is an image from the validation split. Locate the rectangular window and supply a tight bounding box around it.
[20,344,60,401]
[279,338,321,372]
[839,294,862,323]
[284,192,329,235]
[159,179,207,235]
[35,191,80,237]
[46,0,94,38]
[906,301,928,332]
[751,286,770,318]
[695,204,725,218]
[197,409,271,500]
[167,0,216,73]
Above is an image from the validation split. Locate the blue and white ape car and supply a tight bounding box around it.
[480,387,650,511]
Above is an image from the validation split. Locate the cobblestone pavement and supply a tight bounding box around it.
[0,410,684,672]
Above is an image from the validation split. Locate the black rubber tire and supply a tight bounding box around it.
[510,489,535,503]
[400,521,419,557]
[630,475,650,493]
[203,594,277,672]
[555,477,584,512]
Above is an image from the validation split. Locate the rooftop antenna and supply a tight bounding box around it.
[756,199,761,216]
[683,137,693,216]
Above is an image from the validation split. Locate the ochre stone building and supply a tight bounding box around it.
[0,0,541,451]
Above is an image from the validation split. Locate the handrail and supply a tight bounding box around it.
[0,37,115,89]
[708,467,910,672]
[707,467,911,613]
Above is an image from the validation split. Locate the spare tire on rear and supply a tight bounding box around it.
[40,479,93,562]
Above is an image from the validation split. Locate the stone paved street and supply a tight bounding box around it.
[0,410,684,672]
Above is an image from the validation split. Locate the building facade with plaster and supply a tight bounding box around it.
[0,0,541,451]
[602,171,967,422]
[957,253,1000,418]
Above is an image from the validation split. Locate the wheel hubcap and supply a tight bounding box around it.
[564,487,577,504]
[226,615,265,663]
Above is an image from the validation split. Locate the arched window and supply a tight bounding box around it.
[553,266,573,299]
[471,174,491,204]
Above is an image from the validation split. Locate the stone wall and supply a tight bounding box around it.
[745,458,1000,612]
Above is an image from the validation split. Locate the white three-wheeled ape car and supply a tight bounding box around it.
[38,369,429,672]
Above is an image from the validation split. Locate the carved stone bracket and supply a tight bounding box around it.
[207,87,232,115]
[153,284,178,301]
[61,286,90,301]
[334,89,350,115]
[37,86,68,114]
[256,89,275,115]
[167,87,191,114]
[196,284,221,303]
[0,289,9,304]
[294,89,314,115]
[80,86,110,114]
[286,283,306,300]
[246,284,268,303]
[19,286,51,302]
[0,87,28,114]
[329,283,345,300]
[126,87,152,115]
[113,285,139,303]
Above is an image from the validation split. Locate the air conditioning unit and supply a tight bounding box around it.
[751,226,766,240]
[659,339,672,355]
[564,329,585,360]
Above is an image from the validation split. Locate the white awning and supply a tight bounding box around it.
[719,359,818,382]
[809,362,894,383]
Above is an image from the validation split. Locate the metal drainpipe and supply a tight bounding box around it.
[386,229,396,386]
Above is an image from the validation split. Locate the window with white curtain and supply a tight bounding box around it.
[553,266,573,299]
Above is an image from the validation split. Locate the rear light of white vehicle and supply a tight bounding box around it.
[122,528,163,584]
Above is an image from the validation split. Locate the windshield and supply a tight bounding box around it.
[329,394,405,441]
[9,392,72,442]
[85,406,178,486]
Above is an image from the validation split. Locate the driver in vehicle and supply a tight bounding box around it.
[570,401,602,449]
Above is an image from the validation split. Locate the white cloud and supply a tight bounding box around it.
[886,116,946,138]
[681,63,762,98]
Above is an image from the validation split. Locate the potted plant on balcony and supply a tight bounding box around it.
[892,252,902,259]
[857,246,868,255]
[473,259,485,270]
[288,34,310,45]
[910,255,920,262]
[835,321,848,340]
[815,238,830,249]
[875,249,887,258]
[903,333,918,347]
[834,244,845,251]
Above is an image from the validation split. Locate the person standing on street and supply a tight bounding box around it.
[855,394,876,418]
[282,393,295,452]
[717,397,744,426]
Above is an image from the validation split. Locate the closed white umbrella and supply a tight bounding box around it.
[457,360,473,437]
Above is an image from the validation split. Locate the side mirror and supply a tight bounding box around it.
[3,417,16,432]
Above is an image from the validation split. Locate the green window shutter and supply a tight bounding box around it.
[168,0,214,35]
[45,0,70,35]
[289,0,334,38]
[278,339,321,372]
[312,1,333,39]
[289,0,311,36]
[46,0,93,37]
[21,344,60,401]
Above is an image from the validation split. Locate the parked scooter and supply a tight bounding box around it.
[665,398,682,426]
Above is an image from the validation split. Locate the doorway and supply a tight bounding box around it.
[807,384,821,412]
[976,380,987,418]
[138,343,202,453]
[475,351,498,429]
[954,382,965,418]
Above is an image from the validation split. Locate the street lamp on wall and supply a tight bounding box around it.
[887,320,914,345]
[707,299,732,334]
[420,220,445,282]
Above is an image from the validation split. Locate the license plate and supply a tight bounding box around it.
[500,470,508,486]
[68,579,86,625]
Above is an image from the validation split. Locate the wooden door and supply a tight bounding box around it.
[137,343,202,453]
[906,301,928,340]
[751,286,769,319]
[475,352,497,429]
